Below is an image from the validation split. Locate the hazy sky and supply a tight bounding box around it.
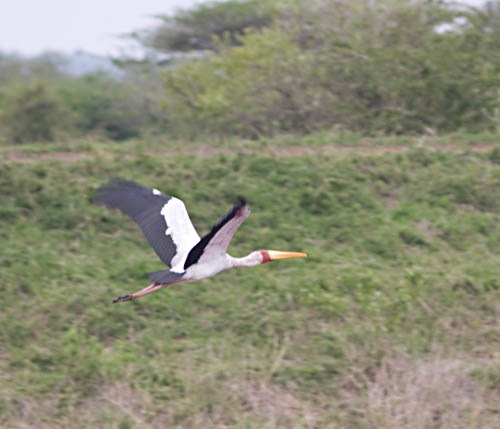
[0,0,201,56]
[0,0,487,57]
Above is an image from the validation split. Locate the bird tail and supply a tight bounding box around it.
[148,269,184,284]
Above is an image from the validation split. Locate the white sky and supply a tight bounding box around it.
[0,0,202,56]
[0,0,487,57]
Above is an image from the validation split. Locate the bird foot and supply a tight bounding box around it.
[113,294,133,303]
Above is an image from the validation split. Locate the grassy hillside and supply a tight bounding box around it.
[1,136,499,428]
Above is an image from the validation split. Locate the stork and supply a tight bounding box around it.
[95,180,307,303]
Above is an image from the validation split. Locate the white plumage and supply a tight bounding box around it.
[160,197,200,272]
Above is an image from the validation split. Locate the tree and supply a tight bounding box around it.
[1,82,66,143]
[0,52,65,87]
[161,0,500,138]
[132,0,277,55]
[55,72,164,140]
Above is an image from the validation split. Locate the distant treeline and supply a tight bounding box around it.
[0,54,165,144]
[1,0,499,144]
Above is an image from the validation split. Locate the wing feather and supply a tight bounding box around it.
[184,198,250,269]
[95,179,200,268]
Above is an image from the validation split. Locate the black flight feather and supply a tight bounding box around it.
[94,179,179,267]
[148,269,184,284]
[184,197,247,269]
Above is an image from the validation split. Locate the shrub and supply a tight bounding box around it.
[164,27,320,138]
[0,81,69,144]
[55,73,152,140]
[162,0,500,138]
[136,0,276,53]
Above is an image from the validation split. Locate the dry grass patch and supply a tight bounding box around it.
[13,377,320,429]
[6,382,154,429]
[357,352,499,429]
[227,380,318,427]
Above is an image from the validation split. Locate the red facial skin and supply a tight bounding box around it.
[259,250,272,263]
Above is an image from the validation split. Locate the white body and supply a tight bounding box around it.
[160,197,200,270]
[160,192,252,278]
[181,252,263,281]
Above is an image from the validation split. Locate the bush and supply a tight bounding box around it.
[136,0,276,53]
[55,73,152,140]
[164,28,319,138]
[0,81,70,144]
[0,54,163,144]
[162,0,500,138]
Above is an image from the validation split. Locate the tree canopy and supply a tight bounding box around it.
[133,0,278,54]
[160,0,500,138]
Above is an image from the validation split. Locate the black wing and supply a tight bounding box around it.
[95,179,200,268]
[184,197,250,269]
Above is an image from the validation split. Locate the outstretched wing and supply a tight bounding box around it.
[95,179,200,269]
[184,197,250,269]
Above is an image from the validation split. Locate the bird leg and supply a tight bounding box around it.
[113,294,133,303]
[112,283,164,303]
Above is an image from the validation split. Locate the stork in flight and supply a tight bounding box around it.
[95,180,307,303]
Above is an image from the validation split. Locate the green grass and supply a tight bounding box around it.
[1,130,498,158]
[1,135,499,428]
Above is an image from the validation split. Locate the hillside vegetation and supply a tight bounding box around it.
[1,135,499,428]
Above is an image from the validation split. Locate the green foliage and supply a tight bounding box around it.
[0,50,168,144]
[55,73,152,140]
[164,27,312,137]
[3,1,500,144]
[0,69,160,144]
[137,0,277,53]
[0,52,66,86]
[162,0,500,138]
[0,81,69,143]
[1,135,499,427]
